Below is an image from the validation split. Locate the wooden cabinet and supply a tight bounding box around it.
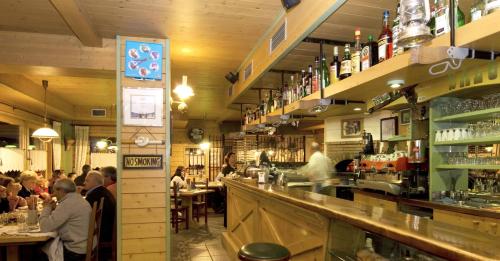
[434,209,500,237]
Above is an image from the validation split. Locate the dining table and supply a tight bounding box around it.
[173,189,215,225]
[0,225,55,261]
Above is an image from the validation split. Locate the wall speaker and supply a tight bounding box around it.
[281,0,301,10]
[225,72,239,84]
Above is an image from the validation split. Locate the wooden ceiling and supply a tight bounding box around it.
[0,0,284,121]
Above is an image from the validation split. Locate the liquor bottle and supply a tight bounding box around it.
[292,74,298,102]
[330,46,340,83]
[321,54,330,88]
[312,57,320,93]
[428,3,436,36]
[307,65,313,95]
[351,29,362,74]
[361,35,378,71]
[392,3,404,56]
[435,0,465,37]
[260,98,266,116]
[300,69,307,99]
[378,10,393,63]
[470,0,485,21]
[339,43,352,80]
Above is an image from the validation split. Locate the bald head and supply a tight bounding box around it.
[311,142,321,152]
[84,171,104,191]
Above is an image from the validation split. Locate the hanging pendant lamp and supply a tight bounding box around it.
[32,80,59,142]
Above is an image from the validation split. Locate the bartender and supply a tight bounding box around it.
[299,142,334,193]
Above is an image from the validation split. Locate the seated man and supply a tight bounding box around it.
[84,171,116,252]
[101,166,117,199]
[40,179,91,261]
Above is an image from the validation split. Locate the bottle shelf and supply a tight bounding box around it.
[434,136,500,146]
[434,107,500,122]
[437,164,500,170]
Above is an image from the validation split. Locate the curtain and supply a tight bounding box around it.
[74,126,89,174]
[0,148,24,172]
[90,153,117,169]
[28,150,47,171]
[52,121,62,170]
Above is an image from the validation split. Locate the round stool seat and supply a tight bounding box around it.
[238,242,291,261]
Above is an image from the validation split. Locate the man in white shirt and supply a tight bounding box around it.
[299,142,334,193]
[40,179,91,261]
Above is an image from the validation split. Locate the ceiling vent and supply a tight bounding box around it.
[244,60,253,81]
[269,19,287,54]
[91,108,106,117]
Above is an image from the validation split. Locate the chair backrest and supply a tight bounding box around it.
[172,183,180,209]
[201,178,208,201]
[86,198,104,261]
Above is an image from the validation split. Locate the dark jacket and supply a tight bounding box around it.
[85,186,116,243]
[18,185,32,198]
[0,198,9,213]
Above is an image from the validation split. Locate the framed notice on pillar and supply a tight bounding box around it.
[123,154,163,169]
[123,87,163,126]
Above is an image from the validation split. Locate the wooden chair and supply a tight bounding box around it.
[171,183,189,233]
[98,215,116,261]
[193,178,208,225]
[86,198,104,261]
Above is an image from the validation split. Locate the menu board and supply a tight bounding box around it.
[124,41,163,80]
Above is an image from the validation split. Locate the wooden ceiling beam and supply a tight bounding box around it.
[0,74,74,120]
[49,0,102,47]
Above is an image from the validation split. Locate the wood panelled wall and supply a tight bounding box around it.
[117,36,169,260]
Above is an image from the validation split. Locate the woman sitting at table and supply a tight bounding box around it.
[215,152,237,182]
[7,182,26,211]
[18,171,38,198]
[171,166,187,189]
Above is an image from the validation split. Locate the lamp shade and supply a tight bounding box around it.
[32,127,59,142]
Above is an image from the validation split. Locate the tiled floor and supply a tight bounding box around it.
[172,213,231,261]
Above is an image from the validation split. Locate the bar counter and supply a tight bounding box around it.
[222,178,499,261]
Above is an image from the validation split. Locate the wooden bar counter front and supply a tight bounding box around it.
[221,178,500,261]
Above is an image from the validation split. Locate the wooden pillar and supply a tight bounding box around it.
[116,36,171,261]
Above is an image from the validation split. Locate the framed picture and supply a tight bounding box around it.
[341,118,363,138]
[124,40,163,80]
[123,87,163,126]
[400,109,411,125]
[380,117,398,141]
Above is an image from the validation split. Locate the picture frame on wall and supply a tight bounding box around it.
[341,118,363,138]
[124,40,163,80]
[380,116,398,141]
[123,87,163,127]
[400,109,411,125]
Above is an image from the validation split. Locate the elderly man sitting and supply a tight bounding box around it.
[40,179,91,261]
[84,171,116,260]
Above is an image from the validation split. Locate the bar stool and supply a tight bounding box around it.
[238,242,291,261]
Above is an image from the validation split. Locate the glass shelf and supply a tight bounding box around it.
[434,136,500,146]
[434,107,500,122]
[437,164,500,170]
[386,136,410,142]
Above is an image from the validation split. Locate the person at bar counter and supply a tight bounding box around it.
[171,166,187,189]
[299,141,334,193]
[84,170,116,260]
[102,166,117,199]
[216,152,237,181]
[40,179,91,261]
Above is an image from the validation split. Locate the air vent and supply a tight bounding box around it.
[244,60,253,81]
[91,108,106,117]
[269,19,287,54]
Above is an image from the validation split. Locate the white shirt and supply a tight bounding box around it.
[170,176,187,189]
[299,151,333,182]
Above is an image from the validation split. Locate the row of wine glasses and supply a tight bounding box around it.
[435,120,500,142]
[440,94,500,116]
[446,152,499,165]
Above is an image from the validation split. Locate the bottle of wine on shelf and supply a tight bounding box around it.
[282,80,289,106]
[330,46,340,84]
[312,57,320,93]
[352,29,362,74]
[307,65,313,96]
[339,43,352,80]
[378,10,393,63]
[267,91,273,114]
[321,54,330,88]
[293,73,299,102]
[300,69,307,99]
[435,0,465,37]
[361,35,378,71]
[392,3,404,56]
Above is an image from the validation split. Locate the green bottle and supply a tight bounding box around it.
[321,55,330,88]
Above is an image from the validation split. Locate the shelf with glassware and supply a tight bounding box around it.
[429,95,500,199]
